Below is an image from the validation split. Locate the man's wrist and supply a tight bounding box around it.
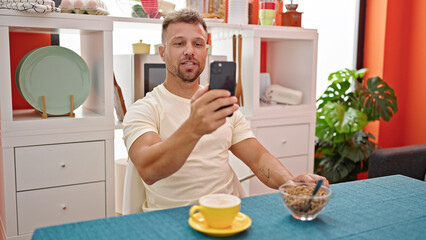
[180,120,203,141]
[281,174,294,186]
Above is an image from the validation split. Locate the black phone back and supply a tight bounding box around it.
[209,61,236,96]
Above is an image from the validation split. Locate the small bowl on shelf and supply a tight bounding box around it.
[279,182,332,221]
[132,40,150,54]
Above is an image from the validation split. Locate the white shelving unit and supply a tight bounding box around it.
[0,10,115,240]
[0,10,318,239]
[210,25,318,195]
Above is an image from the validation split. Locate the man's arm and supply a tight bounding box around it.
[230,138,329,188]
[128,124,201,185]
[128,86,238,185]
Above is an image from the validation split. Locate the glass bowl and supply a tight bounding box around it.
[279,182,332,221]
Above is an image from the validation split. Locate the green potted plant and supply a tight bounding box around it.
[314,68,398,183]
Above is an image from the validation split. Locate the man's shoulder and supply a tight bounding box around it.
[132,85,165,107]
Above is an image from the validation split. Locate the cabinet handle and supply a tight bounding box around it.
[61,205,67,210]
[60,163,66,168]
[281,139,287,144]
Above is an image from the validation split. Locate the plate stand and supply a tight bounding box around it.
[38,95,75,119]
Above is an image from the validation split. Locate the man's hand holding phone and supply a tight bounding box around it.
[186,61,237,137]
[208,61,236,117]
[189,85,238,137]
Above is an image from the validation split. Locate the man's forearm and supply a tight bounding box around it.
[129,120,202,185]
[231,138,294,189]
[256,151,294,189]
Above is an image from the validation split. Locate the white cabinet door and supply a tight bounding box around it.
[17,182,106,234]
[15,141,105,191]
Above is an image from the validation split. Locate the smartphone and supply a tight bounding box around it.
[209,61,236,117]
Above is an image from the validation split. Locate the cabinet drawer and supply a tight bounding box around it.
[17,182,106,234]
[255,124,309,158]
[279,155,309,176]
[15,141,105,191]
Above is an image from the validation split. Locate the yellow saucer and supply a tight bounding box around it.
[188,212,252,237]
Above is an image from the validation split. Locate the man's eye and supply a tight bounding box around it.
[174,42,183,46]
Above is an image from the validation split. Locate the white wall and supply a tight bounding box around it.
[297,0,360,98]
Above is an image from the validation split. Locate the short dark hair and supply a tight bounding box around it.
[162,8,208,44]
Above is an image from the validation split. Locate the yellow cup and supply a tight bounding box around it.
[189,194,241,229]
[259,9,276,26]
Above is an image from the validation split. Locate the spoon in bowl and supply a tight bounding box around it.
[301,179,324,213]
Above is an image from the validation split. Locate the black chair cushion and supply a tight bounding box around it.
[368,144,426,181]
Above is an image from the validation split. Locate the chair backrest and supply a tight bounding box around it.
[122,160,145,215]
[368,144,426,181]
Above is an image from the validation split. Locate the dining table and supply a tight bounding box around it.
[32,175,426,240]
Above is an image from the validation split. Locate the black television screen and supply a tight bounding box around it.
[144,63,166,96]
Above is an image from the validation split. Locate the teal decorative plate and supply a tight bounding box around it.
[17,46,91,115]
[16,48,37,98]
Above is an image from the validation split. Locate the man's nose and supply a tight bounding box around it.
[184,44,194,56]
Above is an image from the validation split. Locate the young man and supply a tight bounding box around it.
[123,8,328,212]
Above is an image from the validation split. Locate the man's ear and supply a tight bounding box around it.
[159,45,165,61]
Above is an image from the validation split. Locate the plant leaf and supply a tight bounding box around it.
[361,77,398,121]
[333,132,353,144]
[355,68,367,79]
[317,154,356,183]
[317,81,351,109]
[315,138,334,156]
[315,116,335,142]
[337,131,376,163]
[340,107,368,133]
[322,103,367,134]
[328,69,351,83]
[323,102,346,130]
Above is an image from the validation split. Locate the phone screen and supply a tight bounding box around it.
[209,61,236,117]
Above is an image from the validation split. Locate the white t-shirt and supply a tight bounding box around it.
[123,84,255,211]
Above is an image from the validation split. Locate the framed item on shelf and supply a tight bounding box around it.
[208,0,225,18]
[188,0,226,14]
[186,0,207,13]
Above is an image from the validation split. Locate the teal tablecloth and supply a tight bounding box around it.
[32,175,426,240]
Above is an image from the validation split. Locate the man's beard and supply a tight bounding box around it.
[177,67,201,83]
[167,59,203,83]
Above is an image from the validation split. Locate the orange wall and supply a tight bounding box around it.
[379,0,410,147]
[363,0,387,79]
[402,0,426,145]
[363,0,387,143]
[364,0,426,148]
